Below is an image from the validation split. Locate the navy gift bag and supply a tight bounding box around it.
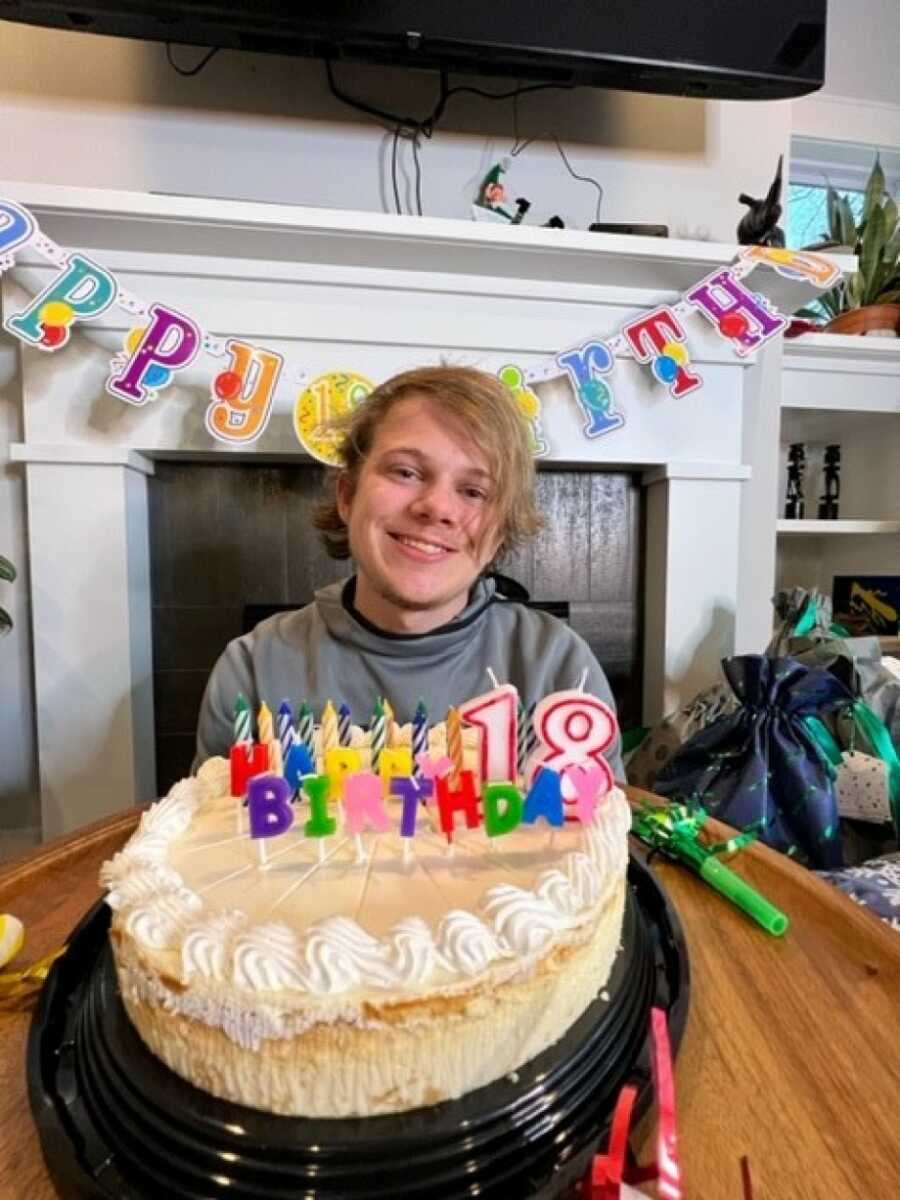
[654,656,852,868]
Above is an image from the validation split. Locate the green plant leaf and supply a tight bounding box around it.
[813,284,845,318]
[863,155,886,224]
[826,183,842,242]
[0,555,16,583]
[0,607,11,635]
[860,203,887,299]
[846,271,864,308]
[866,261,891,305]
[884,220,900,266]
[883,195,899,239]
[838,195,858,248]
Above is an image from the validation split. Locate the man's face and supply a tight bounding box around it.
[337,395,502,634]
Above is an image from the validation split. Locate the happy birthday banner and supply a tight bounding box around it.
[0,196,840,464]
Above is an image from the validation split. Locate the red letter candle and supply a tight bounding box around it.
[435,770,482,840]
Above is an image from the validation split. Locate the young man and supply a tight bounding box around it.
[194,365,623,778]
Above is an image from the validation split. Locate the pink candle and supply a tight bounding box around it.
[458,683,518,784]
[526,690,617,802]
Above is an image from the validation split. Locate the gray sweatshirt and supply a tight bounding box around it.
[194,577,624,779]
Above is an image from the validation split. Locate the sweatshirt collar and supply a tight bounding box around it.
[313,576,497,657]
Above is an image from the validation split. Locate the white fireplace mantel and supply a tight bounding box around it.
[1,181,845,834]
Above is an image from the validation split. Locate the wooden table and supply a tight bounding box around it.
[1,800,898,1200]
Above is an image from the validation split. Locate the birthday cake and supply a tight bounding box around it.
[101,687,631,1118]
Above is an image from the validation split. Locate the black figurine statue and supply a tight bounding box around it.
[784,442,806,519]
[818,444,841,520]
[737,154,785,247]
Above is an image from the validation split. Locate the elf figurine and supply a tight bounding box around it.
[473,158,531,224]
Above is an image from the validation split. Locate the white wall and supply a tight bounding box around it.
[0,23,793,239]
[792,0,900,147]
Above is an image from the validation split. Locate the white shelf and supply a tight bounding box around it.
[777,519,900,535]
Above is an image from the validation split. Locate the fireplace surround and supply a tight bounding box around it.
[2,183,832,834]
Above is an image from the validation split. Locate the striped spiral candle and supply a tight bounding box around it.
[233,693,252,745]
[297,701,315,756]
[276,700,295,759]
[338,703,352,747]
[412,699,428,772]
[257,702,274,746]
[321,700,339,753]
[526,701,539,755]
[517,699,529,780]
[447,706,464,783]
[369,698,386,771]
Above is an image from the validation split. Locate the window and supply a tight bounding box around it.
[787,136,900,250]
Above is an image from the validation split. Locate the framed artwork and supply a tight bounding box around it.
[833,576,900,636]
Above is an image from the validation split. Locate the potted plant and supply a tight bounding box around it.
[0,555,15,634]
[797,156,900,335]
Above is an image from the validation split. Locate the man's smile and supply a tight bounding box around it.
[388,531,456,559]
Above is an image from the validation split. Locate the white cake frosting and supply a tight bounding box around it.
[102,742,632,1116]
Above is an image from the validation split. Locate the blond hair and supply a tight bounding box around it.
[313,365,543,563]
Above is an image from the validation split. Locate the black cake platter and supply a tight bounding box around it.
[28,850,689,1200]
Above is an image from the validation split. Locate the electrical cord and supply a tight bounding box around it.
[165,43,220,77]
[511,134,604,223]
[324,59,579,217]
[510,87,604,223]
[160,45,590,220]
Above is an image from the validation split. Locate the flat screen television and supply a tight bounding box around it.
[0,1,827,100]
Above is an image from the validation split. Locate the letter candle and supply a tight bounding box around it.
[378,747,413,799]
[435,770,482,844]
[324,747,362,802]
[276,700,294,760]
[338,702,352,747]
[247,774,293,868]
[483,783,523,838]
[302,775,336,863]
[230,740,269,833]
[344,770,390,861]
[230,742,269,798]
[392,775,433,862]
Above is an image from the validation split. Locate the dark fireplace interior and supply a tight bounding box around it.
[148,462,644,794]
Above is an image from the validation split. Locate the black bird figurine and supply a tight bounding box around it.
[737,155,785,247]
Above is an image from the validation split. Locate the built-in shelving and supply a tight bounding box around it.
[777,519,900,535]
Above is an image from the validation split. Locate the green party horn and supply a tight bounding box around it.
[698,855,789,936]
[632,801,789,937]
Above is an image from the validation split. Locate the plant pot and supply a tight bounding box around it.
[825,304,900,336]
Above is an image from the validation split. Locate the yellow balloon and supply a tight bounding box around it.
[661,340,688,365]
[293,371,374,465]
[126,326,147,354]
[39,300,75,326]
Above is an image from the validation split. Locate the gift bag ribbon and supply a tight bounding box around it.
[0,946,65,1010]
[804,703,900,836]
